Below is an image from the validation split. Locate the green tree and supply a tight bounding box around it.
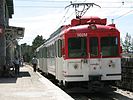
[120,38,123,46]
[131,38,133,52]
[21,43,32,62]
[19,35,45,62]
[122,33,131,52]
[32,35,45,53]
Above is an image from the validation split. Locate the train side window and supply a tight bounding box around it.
[58,39,62,57]
[50,45,52,58]
[55,41,57,57]
[42,47,44,58]
[43,47,47,58]
[49,44,55,58]
[36,51,39,58]
[39,48,42,58]
[89,37,98,57]
[41,48,43,58]
[47,47,50,58]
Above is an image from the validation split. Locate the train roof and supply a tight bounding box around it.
[49,26,63,39]
[44,25,70,44]
[36,44,44,52]
[66,16,120,33]
[67,23,119,33]
[43,16,120,45]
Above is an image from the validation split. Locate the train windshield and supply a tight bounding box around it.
[68,37,87,58]
[89,37,98,57]
[101,37,119,57]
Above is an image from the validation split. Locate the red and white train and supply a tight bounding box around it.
[36,16,121,91]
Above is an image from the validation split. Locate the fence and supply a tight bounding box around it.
[116,58,133,91]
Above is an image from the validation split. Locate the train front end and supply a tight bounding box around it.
[62,17,121,89]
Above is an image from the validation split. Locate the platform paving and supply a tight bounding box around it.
[0,65,74,100]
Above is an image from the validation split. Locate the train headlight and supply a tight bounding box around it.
[109,60,115,68]
[74,64,78,69]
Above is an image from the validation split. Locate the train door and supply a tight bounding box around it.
[88,37,102,79]
[67,37,88,81]
[55,39,63,81]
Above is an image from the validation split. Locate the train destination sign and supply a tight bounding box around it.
[77,33,87,37]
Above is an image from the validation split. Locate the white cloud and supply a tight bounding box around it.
[10,13,64,45]
[10,0,133,45]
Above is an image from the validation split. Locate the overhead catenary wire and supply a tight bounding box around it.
[15,0,133,3]
[107,1,124,16]
[51,0,133,27]
[111,9,133,24]
[114,9,133,20]
[58,0,99,25]
[10,5,133,9]
[110,0,133,23]
[12,0,133,8]
[15,0,69,2]
[59,0,90,25]
[13,6,64,8]
[56,6,71,29]
[13,0,133,24]
[55,0,78,28]
[59,0,77,25]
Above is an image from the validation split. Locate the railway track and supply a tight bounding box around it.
[69,88,133,100]
[40,71,133,100]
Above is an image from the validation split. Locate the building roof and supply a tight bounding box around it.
[6,0,14,18]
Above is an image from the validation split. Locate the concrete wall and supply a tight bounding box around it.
[0,0,4,26]
[0,0,6,75]
[0,0,11,76]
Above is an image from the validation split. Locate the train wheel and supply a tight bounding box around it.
[63,80,68,87]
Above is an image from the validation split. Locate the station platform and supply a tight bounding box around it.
[0,65,74,100]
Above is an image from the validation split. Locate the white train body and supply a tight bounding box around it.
[36,17,121,88]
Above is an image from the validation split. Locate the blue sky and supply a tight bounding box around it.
[9,0,133,45]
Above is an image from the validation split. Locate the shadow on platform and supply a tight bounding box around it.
[0,78,17,83]
[18,71,31,77]
[0,71,31,83]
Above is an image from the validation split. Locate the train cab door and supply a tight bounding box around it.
[88,37,102,79]
[55,39,63,81]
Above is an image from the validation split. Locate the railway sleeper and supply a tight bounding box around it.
[88,81,116,93]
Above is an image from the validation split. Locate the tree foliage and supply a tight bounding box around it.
[20,35,45,62]
[122,33,132,53]
[21,43,32,62]
[131,38,133,52]
[32,35,45,52]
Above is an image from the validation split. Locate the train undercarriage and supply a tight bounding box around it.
[43,72,116,93]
